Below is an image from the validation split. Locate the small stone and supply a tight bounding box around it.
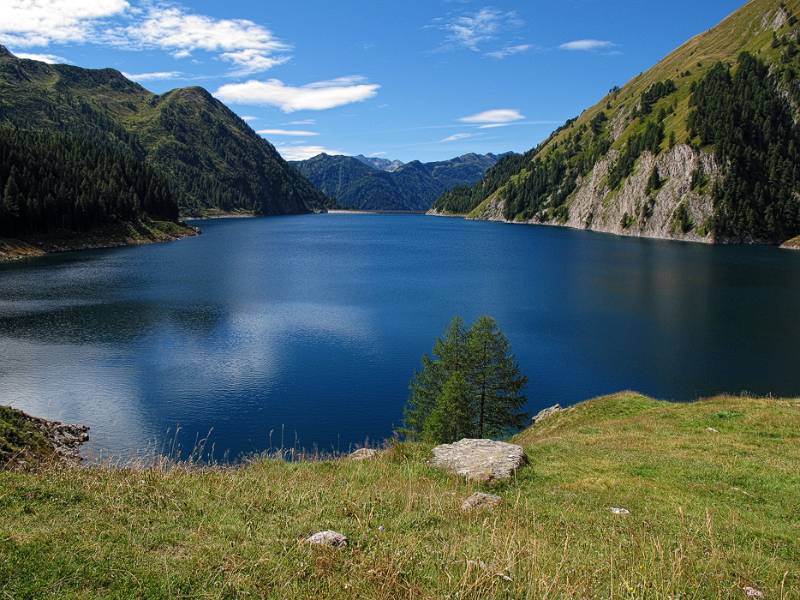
[743,586,764,598]
[349,448,379,461]
[431,439,527,483]
[610,507,630,515]
[461,492,502,512]
[532,404,562,424]
[706,427,719,433]
[305,530,347,548]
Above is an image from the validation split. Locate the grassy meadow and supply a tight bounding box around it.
[1,392,798,599]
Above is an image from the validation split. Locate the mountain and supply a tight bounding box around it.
[353,155,405,172]
[0,47,328,217]
[432,0,800,245]
[293,152,504,211]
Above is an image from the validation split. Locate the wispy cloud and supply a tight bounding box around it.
[239,115,258,122]
[559,39,616,52]
[460,109,525,127]
[485,44,532,60]
[256,128,319,137]
[13,52,69,64]
[276,145,347,161]
[215,76,380,112]
[288,119,316,125]
[0,0,129,47]
[431,7,529,59]
[122,70,183,82]
[441,133,473,143]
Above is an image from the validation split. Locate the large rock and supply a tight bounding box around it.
[431,439,527,483]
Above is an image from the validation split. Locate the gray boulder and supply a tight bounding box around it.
[431,439,527,482]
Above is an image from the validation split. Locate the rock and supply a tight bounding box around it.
[706,427,719,433]
[348,448,378,461]
[743,586,765,598]
[532,404,562,424]
[461,492,502,512]
[305,530,347,548]
[610,507,630,515]
[431,439,527,483]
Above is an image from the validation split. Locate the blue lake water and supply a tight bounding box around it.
[1,214,799,460]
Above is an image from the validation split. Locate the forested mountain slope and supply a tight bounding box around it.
[0,46,327,217]
[293,153,502,211]
[432,0,800,245]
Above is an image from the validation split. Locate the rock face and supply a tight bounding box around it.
[348,448,379,461]
[532,404,563,424]
[305,531,347,548]
[461,492,503,512]
[431,439,527,483]
[473,144,719,244]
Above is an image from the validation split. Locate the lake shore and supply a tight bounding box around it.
[0,220,198,263]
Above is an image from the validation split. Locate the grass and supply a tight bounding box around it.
[1,392,799,598]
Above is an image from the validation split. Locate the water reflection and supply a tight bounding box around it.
[0,214,798,460]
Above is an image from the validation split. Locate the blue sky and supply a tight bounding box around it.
[2,0,744,162]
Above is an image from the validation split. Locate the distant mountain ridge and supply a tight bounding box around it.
[293,152,508,211]
[353,155,405,172]
[0,46,328,216]
[432,0,800,245]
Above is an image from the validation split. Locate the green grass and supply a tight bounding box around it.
[1,392,799,598]
[0,407,56,466]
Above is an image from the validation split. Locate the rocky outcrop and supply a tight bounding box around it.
[473,144,719,244]
[431,439,527,483]
[1,406,89,467]
[532,405,563,424]
[781,235,800,250]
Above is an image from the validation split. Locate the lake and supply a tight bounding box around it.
[1,214,799,460]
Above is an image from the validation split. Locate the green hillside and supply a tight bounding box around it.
[0,46,328,216]
[1,393,798,598]
[433,0,800,245]
[293,153,501,211]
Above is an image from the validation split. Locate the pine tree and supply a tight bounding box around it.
[400,316,528,442]
[403,317,469,436]
[422,372,474,443]
[2,167,21,219]
[466,316,528,438]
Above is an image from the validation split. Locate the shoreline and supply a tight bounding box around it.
[0,220,198,264]
[327,209,427,215]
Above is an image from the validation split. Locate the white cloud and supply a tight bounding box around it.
[0,0,129,47]
[277,145,347,161]
[122,70,183,82]
[441,133,473,142]
[13,52,68,64]
[369,152,387,157]
[288,119,316,125]
[485,44,532,60]
[240,115,258,122]
[215,77,380,112]
[460,109,525,126]
[559,39,616,51]
[440,7,519,52]
[433,7,529,58]
[257,129,319,137]
[122,6,290,75]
